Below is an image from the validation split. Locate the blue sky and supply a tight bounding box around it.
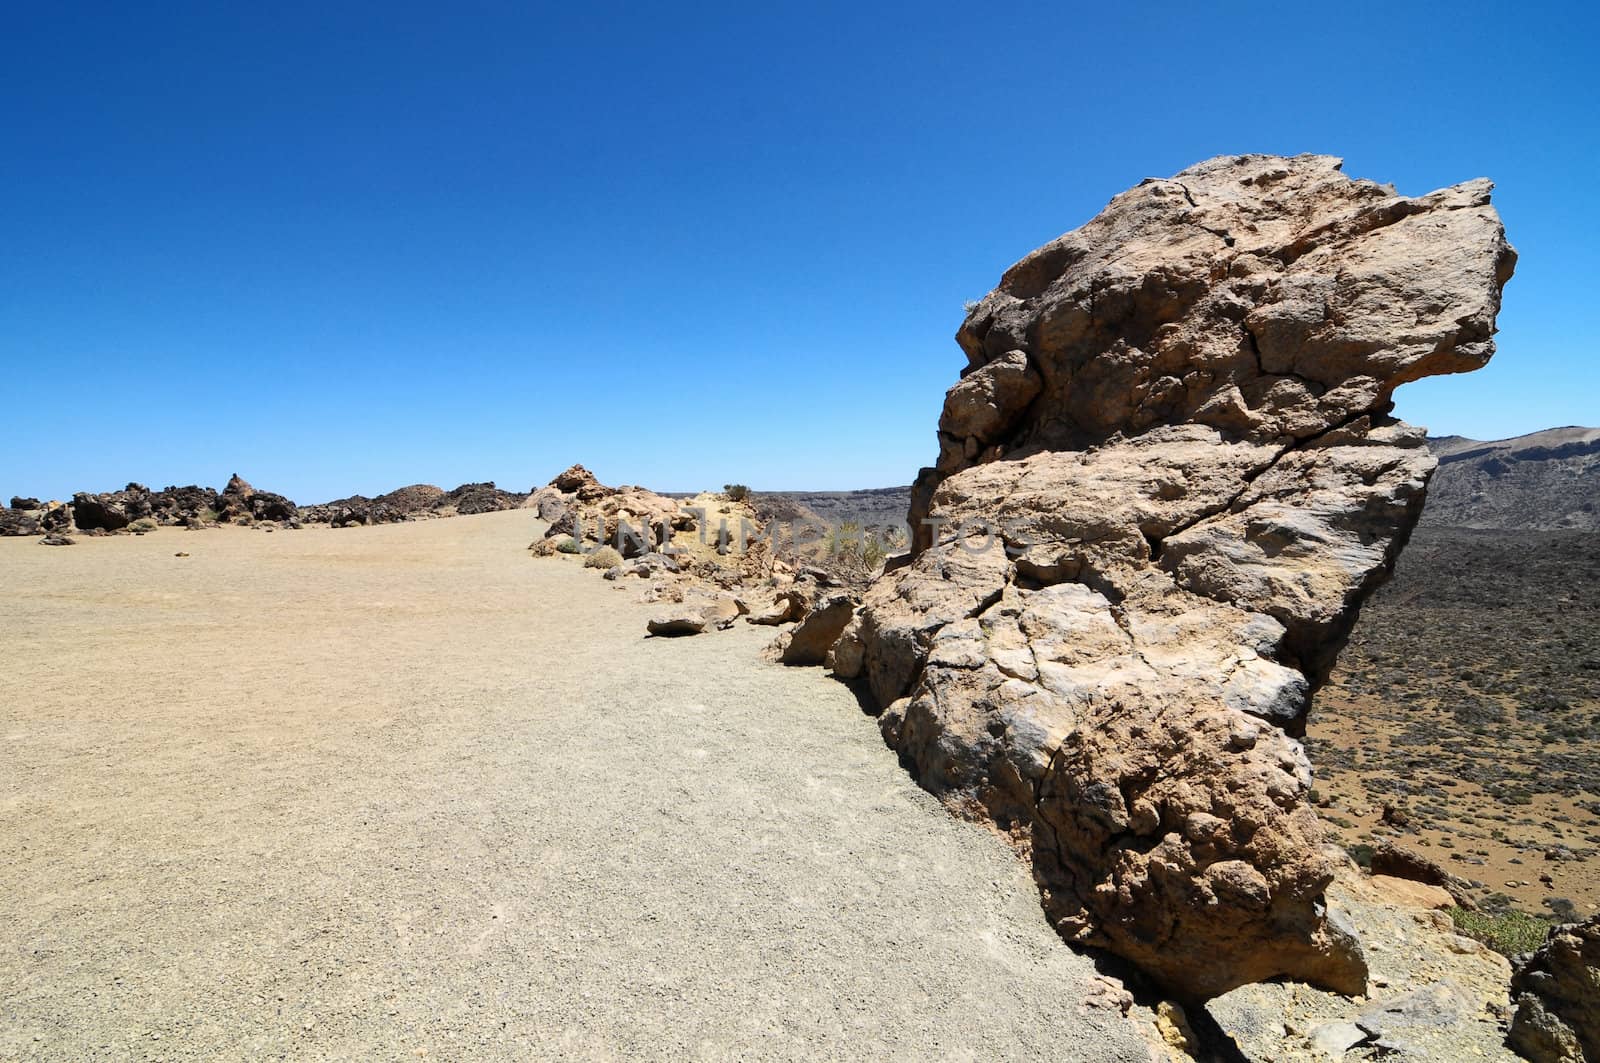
[2,2,1595,501]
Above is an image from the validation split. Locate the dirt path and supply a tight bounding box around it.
[1,513,1147,1061]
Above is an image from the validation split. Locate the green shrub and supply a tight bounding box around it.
[723,484,751,503]
[583,545,622,569]
[1345,843,1375,869]
[128,518,158,533]
[1448,906,1556,957]
[556,537,583,555]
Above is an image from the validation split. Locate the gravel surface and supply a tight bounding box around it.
[1,512,1148,1061]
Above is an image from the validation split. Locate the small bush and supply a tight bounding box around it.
[1345,843,1375,869]
[584,545,623,569]
[128,518,158,533]
[723,484,751,503]
[555,537,583,555]
[1448,906,1555,957]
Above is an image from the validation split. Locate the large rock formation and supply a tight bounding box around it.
[217,474,298,523]
[833,154,1514,998]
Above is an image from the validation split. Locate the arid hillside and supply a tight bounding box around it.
[1309,428,1600,921]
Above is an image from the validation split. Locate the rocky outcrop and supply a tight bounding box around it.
[216,474,298,524]
[836,154,1514,998]
[302,484,447,526]
[71,484,154,531]
[1507,917,1600,1063]
[530,465,691,558]
[437,481,524,515]
[301,482,521,526]
[0,508,41,537]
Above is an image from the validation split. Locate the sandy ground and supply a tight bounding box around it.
[0,512,1148,1061]
[1310,693,1600,916]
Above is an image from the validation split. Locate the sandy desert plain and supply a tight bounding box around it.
[0,512,1151,1060]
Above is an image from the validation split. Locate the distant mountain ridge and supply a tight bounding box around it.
[1424,426,1600,530]
[759,426,1598,533]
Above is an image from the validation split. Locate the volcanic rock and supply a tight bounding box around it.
[531,467,685,558]
[10,496,40,510]
[437,481,524,515]
[771,592,857,666]
[71,484,156,531]
[843,154,1514,998]
[213,473,298,523]
[1371,840,1477,908]
[647,612,708,637]
[1507,916,1600,1063]
[0,508,41,537]
[147,485,222,525]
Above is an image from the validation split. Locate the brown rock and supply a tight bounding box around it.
[1508,917,1600,1063]
[1370,840,1477,908]
[853,154,1513,999]
[646,613,707,637]
[773,593,856,666]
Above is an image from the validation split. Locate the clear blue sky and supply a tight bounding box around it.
[3,2,1595,502]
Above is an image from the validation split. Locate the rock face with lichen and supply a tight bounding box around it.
[831,154,1514,999]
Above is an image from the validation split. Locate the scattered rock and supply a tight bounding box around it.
[39,535,74,547]
[647,613,708,637]
[530,467,685,558]
[1382,803,1412,829]
[9,496,40,510]
[848,154,1514,998]
[1307,1020,1370,1056]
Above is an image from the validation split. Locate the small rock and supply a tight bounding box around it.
[647,614,707,637]
[1307,1020,1370,1056]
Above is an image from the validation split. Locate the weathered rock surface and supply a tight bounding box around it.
[1507,917,1600,1063]
[1207,858,1518,1061]
[216,474,299,524]
[71,484,152,531]
[531,465,687,558]
[0,508,41,537]
[770,592,857,666]
[647,612,708,637]
[1371,840,1478,909]
[842,154,1514,998]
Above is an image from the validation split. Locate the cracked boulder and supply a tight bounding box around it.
[841,154,1514,998]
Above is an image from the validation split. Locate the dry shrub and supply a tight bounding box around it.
[584,545,623,569]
